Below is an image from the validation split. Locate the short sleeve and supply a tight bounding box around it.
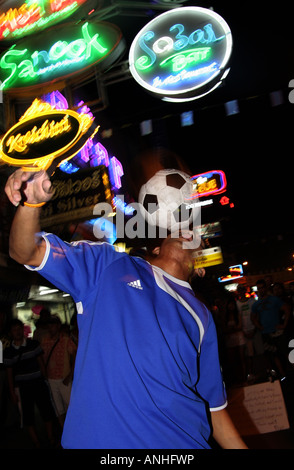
[196,316,227,411]
[25,232,124,301]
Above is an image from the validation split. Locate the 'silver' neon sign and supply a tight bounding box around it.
[0,98,99,173]
[129,7,232,102]
[0,0,87,41]
[0,19,123,91]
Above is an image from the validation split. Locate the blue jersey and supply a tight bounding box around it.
[26,233,227,449]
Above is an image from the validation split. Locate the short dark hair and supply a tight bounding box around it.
[9,318,24,329]
[48,315,61,325]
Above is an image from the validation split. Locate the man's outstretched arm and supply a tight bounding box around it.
[5,169,53,267]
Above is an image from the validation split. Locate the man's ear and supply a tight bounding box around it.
[152,246,160,256]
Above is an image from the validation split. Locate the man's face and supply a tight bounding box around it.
[11,324,24,342]
[157,231,204,277]
[257,284,267,298]
[160,231,197,255]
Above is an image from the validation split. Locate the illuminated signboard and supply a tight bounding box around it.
[218,265,244,283]
[40,166,112,227]
[43,90,124,190]
[0,0,88,41]
[0,19,124,91]
[129,7,232,102]
[194,246,223,269]
[0,98,98,173]
[190,170,227,199]
[199,222,222,239]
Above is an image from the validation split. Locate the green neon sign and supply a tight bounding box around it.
[0,19,124,91]
[129,7,232,102]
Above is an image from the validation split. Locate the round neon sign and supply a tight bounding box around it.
[129,7,232,102]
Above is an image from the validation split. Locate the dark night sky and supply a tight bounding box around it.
[93,0,294,271]
[1,0,294,273]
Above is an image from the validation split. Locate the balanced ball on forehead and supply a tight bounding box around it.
[138,169,198,234]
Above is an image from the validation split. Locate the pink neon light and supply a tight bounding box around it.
[50,0,83,13]
[109,156,124,189]
[190,170,227,199]
[93,142,109,167]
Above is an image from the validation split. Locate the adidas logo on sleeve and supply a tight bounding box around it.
[127,279,143,290]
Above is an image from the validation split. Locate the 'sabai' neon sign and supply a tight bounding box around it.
[129,7,232,102]
[0,19,124,91]
[0,0,87,41]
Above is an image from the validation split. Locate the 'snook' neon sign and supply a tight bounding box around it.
[0,0,87,41]
[129,7,232,102]
[0,19,124,91]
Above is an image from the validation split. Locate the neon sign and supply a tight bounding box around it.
[43,90,124,190]
[190,170,227,199]
[0,19,124,91]
[218,265,243,283]
[0,0,87,41]
[129,7,232,102]
[194,246,223,269]
[0,98,98,172]
[40,166,112,227]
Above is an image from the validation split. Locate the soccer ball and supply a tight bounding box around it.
[138,168,198,234]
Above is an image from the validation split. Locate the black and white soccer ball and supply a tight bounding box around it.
[138,168,198,233]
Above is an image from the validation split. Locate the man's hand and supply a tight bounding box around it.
[5,169,53,207]
[5,169,50,266]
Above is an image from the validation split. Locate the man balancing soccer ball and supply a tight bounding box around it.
[4,167,247,449]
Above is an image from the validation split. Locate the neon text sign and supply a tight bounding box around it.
[0,19,123,91]
[0,98,98,172]
[129,7,232,102]
[190,170,227,199]
[44,90,124,190]
[218,265,243,283]
[0,0,87,41]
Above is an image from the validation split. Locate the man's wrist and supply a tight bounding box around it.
[23,201,46,208]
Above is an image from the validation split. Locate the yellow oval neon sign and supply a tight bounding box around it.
[0,99,99,173]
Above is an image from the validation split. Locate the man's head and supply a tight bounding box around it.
[150,231,204,280]
[48,315,61,338]
[237,284,246,298]
[256,279,267,299]
[10,319,24,342]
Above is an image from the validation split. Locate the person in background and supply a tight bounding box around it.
[251,279,291,380]
[4,319,56,448]
[33,307,51,343]
[273,282,294,371]
[41,315,76,429]
[0,304,12,438]
[223,297,246,386]
[236,285,263,383]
